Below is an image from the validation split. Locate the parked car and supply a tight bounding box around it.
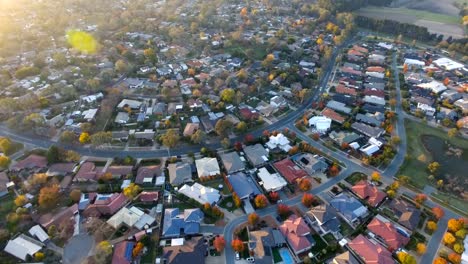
[235,252,240,260]
[246,257,255,263]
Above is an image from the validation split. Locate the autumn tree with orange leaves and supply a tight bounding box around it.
[433,257,447,264]
[298,178,312,191]
[214,236,226,252]
[277,204,290,219]
[39,184,60,209]
[448,218,464,233]
[328,165,339,177]
[432,207,445,220]
[302,193,316,207]
[416,243,426,255]
[443,232,456,245]
[448,253,461,264]
[248,213,259,226]
[254,194,268,209]
[231,239,244,252]
[269,192,280,203]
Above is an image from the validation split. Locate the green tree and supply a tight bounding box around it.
[236,121,247,132]
[0,156,11,168]
[60,131,77,143]
[427,162,440,174]
[215,119,232,137]
[90,131,112,146]
[448,128,458,138]
[190,130,206,144]
[0,137,12,154]
[115,59,128,73]
[161,129,180,148]
[47,145,60,163]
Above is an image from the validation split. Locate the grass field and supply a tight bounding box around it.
[357,7,460,24]
[400,119,468,188]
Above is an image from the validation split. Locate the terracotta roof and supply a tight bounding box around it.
[46,163,76,176]
[239,108,259,120]
[112,241,134,264]
[364,88,385,98]
[75,162,99,181]
[366,66,385,73]
[279,215,312,253]
[183,123,200,136]
[273,159,308,184]
[321,108,345,123]
[352,45,369,54]
[11,155,47,171]
[139,191,159,202]
[351,180,387,207]
[348,234,393,264]
[335,84,358,96]
[83,193,128,217]
[38,204,78,229]
[367,217,410,251]
[105,166,133,177]
[135,166,160,184]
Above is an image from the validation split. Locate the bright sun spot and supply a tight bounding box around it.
[66,30,98,54]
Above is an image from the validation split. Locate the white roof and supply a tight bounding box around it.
[171,238,185,246]
[155,176,165,186]
[266,133,292,152]
[366,72,384,79]
[404,58,425,66]
[417,81,447,94]
[195,157,220,177]
[377,42,393,50]
[308,116,332,132]
[121,179,131,189]
[433,57,464,71]
[368,137,383,147]
[107,206,145,229]
[178,182,221,205]
[134,213,156,230]
[118,99,142,109]
[28,225,49,243]
[349,142,360,149]
[360,144,380,156]
[82,108,98,120]
[257,167,287,192]
[4,234,43,261]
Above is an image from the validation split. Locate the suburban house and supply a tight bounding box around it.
[351,122,384,138]
[348,234,394,264]
[322,108,346,124]
[135,166,161,185]
[248,227,286,264]
[28,225,49,243]
[46,163,76,177]
[0,171,10,198]
[162,208,203,237]
[115,112,130,124]
[38,204,79,229]
[308,116,332,133]
[183,123,200,137]
[195,157,220,178]
[11,154,48,172]
[351,180,387,207]
[367,216,410,251]
[117,99,142,110]
[178,182,221,205]
[292,153,328,175]
[226,172,262,200]
[105,165,133,179]
[107,206,155,230]
[273,158,308,184]
[168,162,193,186]
[331,251,359,264]
[82,193,128,217]
[256,167,287,192]
[279,215,315,255]
[111,241,134,264]
[4,234,44,261]
[305,205,341,238]
[330,193,368,225]
[326,100,352,114]
[74,162,102,182]
[243,144,269,167]
[266,133,292,152]
[388,199,421,232]
[162,236,207,264]
[219,152,245,174]
[138,191,159,203]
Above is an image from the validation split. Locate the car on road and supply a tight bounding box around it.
[235,252,240,260]
[246,257,255,263]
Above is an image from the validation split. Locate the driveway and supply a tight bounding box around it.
[63,233,95,264]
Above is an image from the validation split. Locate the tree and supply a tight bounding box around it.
[433,257,447,264]
[443,232,456,245]
[302,193,316,207]
[95,240,113,263]
[298,89,310,103]
[14,195,28,207]
[248,213,260,226]
[115,59,128,73]
[269,192,280,203]
[391,136,401,145]
[427,162,440,174]
[387,189,396,199]
[48,225,57,237]
[215,119,232,137]
[132,242,144,257]
[277,204,290,218]
[448,253,461,264]
[454,242,465,254]
[298,178,312,191]
[254,194,268,208]
[34,252,45,261]
[236,121,247,132]
[213,236,226,252]
[328,165,339,176]
[60,131,77,143]
[221,138,231,149]
[416,243,426,255]
[432,207,445,220]
[371,171,381,182]
[414,193,427,205]
[233,193,241,208]
[123,183,142,199]
[390,180,400,190]
[403,63,408,73]
[231,239,244,252]
[90,131,112,146]
[70,189,82,202]
[38,184,60,209]
[0,137,12,154]
[47,145,60,163]
[448,128,458,138]
[161,130,179,148]
[397,251,416,264]
[220,88,235,103]
[426,221,438,233]
[190,130,206,144]
[65,150,80,162]
[0,156,10,168]
[456,229,467,240]
[80,122,93,133]
[448,218,464,233]
[79,132,90,144]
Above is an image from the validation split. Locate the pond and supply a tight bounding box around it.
[421,135,468,190]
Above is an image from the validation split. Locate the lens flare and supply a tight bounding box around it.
[66,30,98,54]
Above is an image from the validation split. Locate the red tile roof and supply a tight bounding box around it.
[366,66,385,73]
[364,88,385,98]
[347,50,364,57]
[83,193,128,217]
[321,108,345,123]
[352,45,369,54]
[112,241,134,264]
[38,204,78,229]
[273,159,308,184]
[335,84,358,96]
[139,191,159,202]
[279,215,312,253]
[367,217,410,251]
[348,234,394,264]
[135,166,160,184]
[351,180,387,207]
[239,108,259,120]
[341,67,362,76]
[75,162,99,181]
[11,154,47,171]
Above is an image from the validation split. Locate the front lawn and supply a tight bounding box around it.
[345,172,367,185]
[218,196,237,212]
[272,248,282,263]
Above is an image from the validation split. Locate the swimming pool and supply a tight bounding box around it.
[278,248,295,264]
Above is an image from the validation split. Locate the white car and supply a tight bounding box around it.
[246,257,255,263]
[235,252,240,260]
